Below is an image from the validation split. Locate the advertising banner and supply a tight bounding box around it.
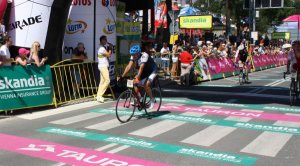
[63,1,94,60]
[9,0,54,49]
[0,65,53,110]
[155,0,168,28]
[179,15,212,29]
[195,58,209,80]
[207,58,221,76]
[271,32,291,40]
[96,0,116,84]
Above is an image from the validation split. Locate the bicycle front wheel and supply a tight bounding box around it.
[145,88,162,114]
[116,90,136,123]
[290,81,296,106]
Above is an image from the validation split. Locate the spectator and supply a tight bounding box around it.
[29,41,47,67]
[0,56,3,66]
[71,42,88,98]
[0,35,13,66]
[179,46,193,86]
[96,35,112,103]
[171,40,181,79]
[160,42,170,75]
[15,48,30,66]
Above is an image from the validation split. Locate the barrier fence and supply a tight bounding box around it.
[51,59,115,107]
[153,53,288,81]
[0,54,288,112]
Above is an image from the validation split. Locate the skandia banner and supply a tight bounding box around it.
[9,0,54,49]
[0,65,53,110]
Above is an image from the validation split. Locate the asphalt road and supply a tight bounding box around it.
[1,65,300,166]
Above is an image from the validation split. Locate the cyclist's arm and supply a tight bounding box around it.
[136,63,145,80]
[121,60,133,78]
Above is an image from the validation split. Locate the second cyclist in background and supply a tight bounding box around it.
[120,43,158,109]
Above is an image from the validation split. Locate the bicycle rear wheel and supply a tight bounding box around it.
[144,88,162,114]
[116,90,136,123]
[290,80,296,106]
[239,70,243,85]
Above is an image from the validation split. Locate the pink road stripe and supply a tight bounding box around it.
[160,105,300,122]
[0,134,170,166]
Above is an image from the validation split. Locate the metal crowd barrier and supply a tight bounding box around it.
[51,59,115,107]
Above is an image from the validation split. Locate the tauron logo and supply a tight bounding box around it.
[9,15,42,31]
[0,75,45,90]
[66,19,88,34]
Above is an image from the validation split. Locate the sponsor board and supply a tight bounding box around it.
[9,0,54,48]
[0,65,53,110]
[0,134,167,166]
[38,127,257,165]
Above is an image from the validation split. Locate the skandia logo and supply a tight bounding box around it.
[0,75,45,90]
[66,19,87,34]
[103,18,115,35]
[9,15,42,31]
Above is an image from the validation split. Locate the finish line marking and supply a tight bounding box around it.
[162,98,300,113]
[90,108,300,135]
[38,127,257,166]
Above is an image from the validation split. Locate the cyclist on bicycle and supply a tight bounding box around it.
[235,43,250,82]
[119,43,158,109]
[290,40,300,73]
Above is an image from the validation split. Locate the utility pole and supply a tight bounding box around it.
[225,0,231,37]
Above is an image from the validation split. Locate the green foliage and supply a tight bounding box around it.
[194,0,300,34]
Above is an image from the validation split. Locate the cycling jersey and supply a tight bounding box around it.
[239,49,248,63]
[130,52,157,80]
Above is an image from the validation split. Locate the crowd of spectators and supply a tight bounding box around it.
[153,32,291,86]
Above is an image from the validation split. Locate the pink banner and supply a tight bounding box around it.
[0,134,169,166]
[207,58,222,75]
[160,104,300,122]
[252,54,287,68]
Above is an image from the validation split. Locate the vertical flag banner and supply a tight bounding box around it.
[9,0,54,49]
[116,1,125,36]
[63,0,94,60]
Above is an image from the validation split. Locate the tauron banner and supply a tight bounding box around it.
[8,0,54,49]
[0,65,53,110]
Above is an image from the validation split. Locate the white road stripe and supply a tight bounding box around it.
[129,120,186,138]
[50,143,126,166]
[49,112,105,125]
[95,143,118,151]
[180,110,257,147]
[18,101,107,120]
[241,113,300,157]
[107,145,130,154]
[86,118,129,131]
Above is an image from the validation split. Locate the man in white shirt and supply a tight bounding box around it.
[0,36,12,66]
[96,35,112,103]
[160,42,170,75]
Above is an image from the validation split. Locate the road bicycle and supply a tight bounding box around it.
[237,61,247,85]
[284,71,299,106]
[115,77,162,123]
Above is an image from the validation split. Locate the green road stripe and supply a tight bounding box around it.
[38,127,257,166]
[162,98,300,113]
[91,109,300,135]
